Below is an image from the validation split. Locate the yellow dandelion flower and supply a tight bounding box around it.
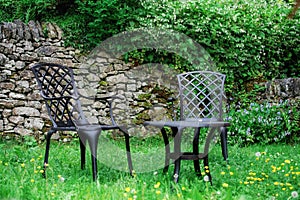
[281,163,285,166]
[284,160,291,164]
[274,182,279,186]
[30,158,35,162]
[282,188,286,191]
[222,183,229,188]
[280,183,284,186]
[156,190,161,195]
[201,172,205,176]
[154,182,160,188]
[205,170,210,173]
[51,193,55,196]
[265,158,270,163]
[277,167,281,170]
[250,181,254,184]
[182,187,186,191]
[261,152,266,155]
[37,166,41,169]
[21,163,25,168]
[125,187,130,193]
[227,166,231,170]
[177,193,181,198]
[204,166,209,169]
[128,198,133,200]
[39,170,44,173]
[289,187,293,190]
[229,172,234,176]
[249,172,256,176]
[286,183,292,186]
[220,171,226,175]
[285,173,289,177]
[30,179,34,183]
[244,181,249,185]
[0,161,2,164]
[256,157,259,161]
[239,181,243,184]
[34,170,38,174]
[44,163,49,167]
[53,184,57,187]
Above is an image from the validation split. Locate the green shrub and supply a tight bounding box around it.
[226,100,300,146]
[0,0,57,22]
[71,0,142,49]
[133,0,300,100]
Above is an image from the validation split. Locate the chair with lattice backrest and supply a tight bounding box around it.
[31,63,133,181]
[145,71,229,184]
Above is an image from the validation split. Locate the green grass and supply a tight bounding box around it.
[0,135,299,200]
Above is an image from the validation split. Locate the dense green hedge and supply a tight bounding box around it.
[134,0,300,99]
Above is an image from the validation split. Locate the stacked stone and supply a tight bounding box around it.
[0,20,79,139]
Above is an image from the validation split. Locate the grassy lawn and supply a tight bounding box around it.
[0,135,299,200]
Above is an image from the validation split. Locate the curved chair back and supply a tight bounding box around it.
[177,71,226,121]
[31,63,85,130]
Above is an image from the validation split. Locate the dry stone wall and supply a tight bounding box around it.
[0,20,176,140]
[0,20,80,140]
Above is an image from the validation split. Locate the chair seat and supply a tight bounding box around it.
[76,124,122,131]
[144,120,230,128]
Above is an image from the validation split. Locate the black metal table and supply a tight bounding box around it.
[144,119,230,183]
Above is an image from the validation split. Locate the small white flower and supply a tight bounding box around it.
[59,177,65,182]
[203,175,210,182]
[153,171,158,176]
[255,152,261,157]
[291,191,298,198]
[173,173,179,179]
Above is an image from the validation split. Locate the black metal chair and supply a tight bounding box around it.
[144,71,230,184]
[31,63,133,181]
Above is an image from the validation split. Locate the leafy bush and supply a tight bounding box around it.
[133,0,300,100]
[227,100,300,146]
[70,0,142,49]
[0,0,57,22]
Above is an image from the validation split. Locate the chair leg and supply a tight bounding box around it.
[79,129,100,181]
[203,155,212,186]
[161,127,170,173]
[43,129,56,178]
[220,127,228,161]
[79,137,87,170]
[193,128,201,176]
[123,131,133,176]
[173,127,182,183]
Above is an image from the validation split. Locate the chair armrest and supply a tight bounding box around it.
[78,92,124,126]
